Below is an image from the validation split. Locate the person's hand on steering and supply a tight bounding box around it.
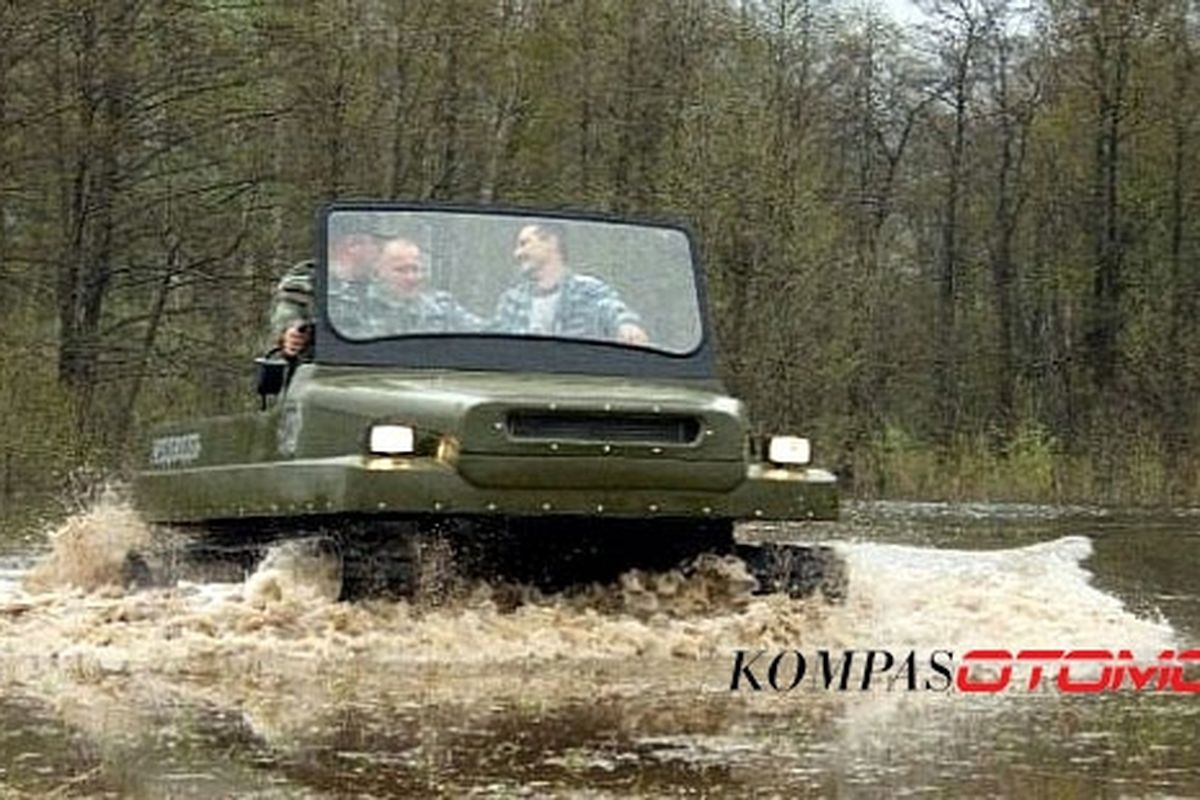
[280,323,311,357]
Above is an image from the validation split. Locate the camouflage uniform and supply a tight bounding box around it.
[491,273,642,340]
[368,290,483,335]
[268,260,480,346]
[268,260,316,346]
[328,276,379,339]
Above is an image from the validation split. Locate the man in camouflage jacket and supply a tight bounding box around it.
[268,230,383,357]
[492,222,647,345]
[268,234,481,355]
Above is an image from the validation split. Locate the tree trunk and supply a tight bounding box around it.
[934,56,970,450]
[1084,4,1131,399]
[1165,17,1195,464]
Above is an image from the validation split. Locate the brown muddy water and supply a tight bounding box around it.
[0,499,1197,798]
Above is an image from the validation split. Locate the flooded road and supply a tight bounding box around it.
[0,500,1197,797]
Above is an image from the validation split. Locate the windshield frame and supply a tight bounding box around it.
[311,201,719,380]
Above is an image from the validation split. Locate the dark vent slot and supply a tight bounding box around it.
[507,412,701,444]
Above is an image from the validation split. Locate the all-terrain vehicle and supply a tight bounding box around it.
[133,203,841,599]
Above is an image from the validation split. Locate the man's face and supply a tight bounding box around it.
[513,225,557,277]
[331,234,380,280]
[348,235,380,266]
[377,240,423,298]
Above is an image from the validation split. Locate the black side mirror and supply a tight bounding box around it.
[254,355,290,407]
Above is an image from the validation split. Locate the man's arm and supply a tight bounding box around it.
[439,293,485,332]
[267,261,315,356]
[575,276,648,344]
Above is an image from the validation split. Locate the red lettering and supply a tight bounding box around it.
[1108,647,1156,690]
[1107,650,1131,692]
[1017,650,1064,691]
[1057,650,1113,693]
[1118,664,1160,690]
[1158,651,1176,690]
[1169,649,1200,693]
[956,650,1012,693]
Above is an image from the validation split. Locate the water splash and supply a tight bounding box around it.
[818,535,1173,653]
[21,500,151,595]
[0,503,1177,687]
[244,539,343,608]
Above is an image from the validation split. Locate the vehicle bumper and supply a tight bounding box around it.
[134,456,838,523]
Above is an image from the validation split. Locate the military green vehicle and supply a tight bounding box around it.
[133,203,842,599]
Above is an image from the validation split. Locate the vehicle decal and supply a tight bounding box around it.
[150,433,202,467]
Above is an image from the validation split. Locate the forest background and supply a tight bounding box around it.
[1,0,1198,511]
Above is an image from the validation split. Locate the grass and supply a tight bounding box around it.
[850,422,1200,507]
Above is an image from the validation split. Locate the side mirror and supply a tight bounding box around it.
[254,356,290,406]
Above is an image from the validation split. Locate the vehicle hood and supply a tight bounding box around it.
[288,366,747,461]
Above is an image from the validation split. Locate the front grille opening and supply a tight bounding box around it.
[507,411,702,445]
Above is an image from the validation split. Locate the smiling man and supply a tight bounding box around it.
[492,222,649,346]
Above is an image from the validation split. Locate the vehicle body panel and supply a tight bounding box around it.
[136,366,837,523]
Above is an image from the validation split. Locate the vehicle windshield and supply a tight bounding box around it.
[324,209,703,356]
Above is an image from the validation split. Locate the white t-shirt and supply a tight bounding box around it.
[529,288,562,334]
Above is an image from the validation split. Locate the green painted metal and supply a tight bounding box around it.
[133,365,838,525]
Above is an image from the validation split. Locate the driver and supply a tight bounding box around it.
[268,223,383,357]
[268,259,316,359]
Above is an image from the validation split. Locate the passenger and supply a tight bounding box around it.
[368,237,482,334]
[492,222,648,345]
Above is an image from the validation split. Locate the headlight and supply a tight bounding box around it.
[767,436,811,466]
[369,424,415,455]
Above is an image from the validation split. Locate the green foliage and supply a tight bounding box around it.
[854,419,1190,506]
[0,341,97,500]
